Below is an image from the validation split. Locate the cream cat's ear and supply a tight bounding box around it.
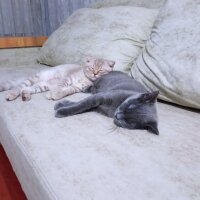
[85,56,94,63]
[108,60,115,68]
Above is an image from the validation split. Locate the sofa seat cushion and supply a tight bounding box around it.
[0,48,40,67]
[0,64,200,200]
[38,6,158,72]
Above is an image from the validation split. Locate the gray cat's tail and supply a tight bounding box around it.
[0,77,35,92]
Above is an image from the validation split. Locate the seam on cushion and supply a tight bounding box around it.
[135,53,200,108]
[140,45,175,93]
[0,112,59,200]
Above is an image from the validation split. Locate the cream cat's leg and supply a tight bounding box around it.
[5,75,40,101]
[5,89,21,101]
[20,82,49,101]
[46,86,80,100]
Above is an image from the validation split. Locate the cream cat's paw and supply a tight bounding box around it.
[46,92,51,100]
[46,90,64,100]
[21,90,31,101]
[5,90,20,101]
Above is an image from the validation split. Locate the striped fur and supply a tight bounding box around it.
[1,57,115,101]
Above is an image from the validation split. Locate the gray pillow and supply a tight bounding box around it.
[38,6,158,72]
[131,0,200,109]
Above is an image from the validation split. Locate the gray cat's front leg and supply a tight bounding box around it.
[54,100,75,110]
[55,102,88,118]
[55,100,92,118]
[54,90,134,118]
[55,94,104,118]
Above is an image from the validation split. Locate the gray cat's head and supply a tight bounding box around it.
[114,91,159,135]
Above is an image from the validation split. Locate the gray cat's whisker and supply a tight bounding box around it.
[107,126,118,133]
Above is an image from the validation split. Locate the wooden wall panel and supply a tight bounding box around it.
[0,0,101,37]
[47,0,100,35]
[0,0,101,48]
[0,37,48,48]
[0,0,15,36]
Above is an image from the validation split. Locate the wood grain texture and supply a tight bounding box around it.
[0,36,48,48]
[0,145,27,200]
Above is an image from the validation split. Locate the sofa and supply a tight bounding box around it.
[0,0,200,200]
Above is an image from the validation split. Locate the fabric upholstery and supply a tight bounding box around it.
[0,60,200,200]
[131,0,200,109]
[38,6,158,72]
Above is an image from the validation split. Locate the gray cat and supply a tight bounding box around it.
[54,71,159,135]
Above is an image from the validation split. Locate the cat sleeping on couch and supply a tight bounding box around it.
[54,71,159,135]
[0,57,115,101]
[0,56,159,134]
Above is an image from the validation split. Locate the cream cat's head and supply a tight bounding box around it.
[83,57,115,81]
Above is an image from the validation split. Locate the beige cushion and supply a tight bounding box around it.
[0,48,40,67]
[91,0,164,9]
[131,0,200,109]
[38,6,158,72]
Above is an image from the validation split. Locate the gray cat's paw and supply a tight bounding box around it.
[5,90,20,101]
[55,110,63,118]
[54,100,74,110]
[55,108,67,118]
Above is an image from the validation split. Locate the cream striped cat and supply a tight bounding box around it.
[0,57,115,101]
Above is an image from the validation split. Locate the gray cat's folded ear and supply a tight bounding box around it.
[146,122,159,135]
[141,90,159,103]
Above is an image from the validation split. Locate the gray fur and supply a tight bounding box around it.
[55,71,159,135]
